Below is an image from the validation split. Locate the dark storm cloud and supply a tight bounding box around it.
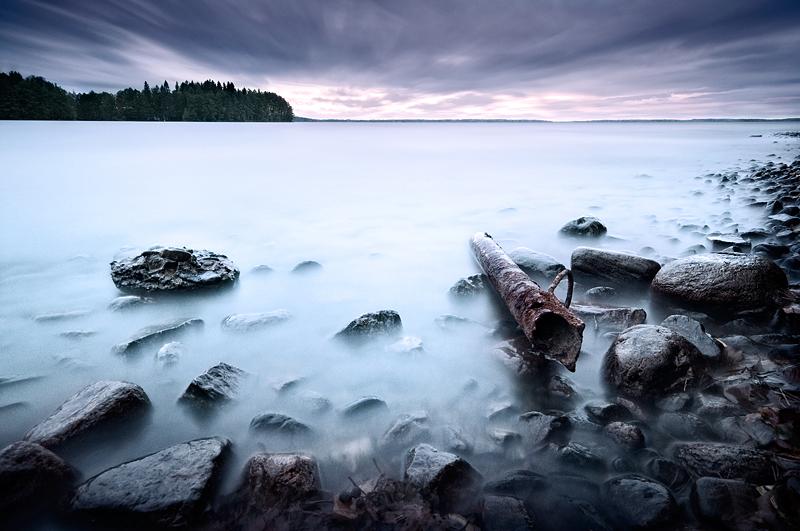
[1,0,798,118]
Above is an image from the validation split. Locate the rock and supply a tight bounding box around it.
[295,391,332,415]
[484,469,546,498]
[560,216,607,238]
[644,458,690,489]
[249,413,312,437]
[707,234,751,251]
[482,494,534,531]
[488,428,523,448]
[449,274,487,297]
[239,453,320,509]
[110,247,239,293]
[694,394,743,418]
[519,411,572,446]
[604,421,645,450]
[651,253,788,314]
[602,474,677,529]
[559,442,605,470]
[602,325,706,400]
[660,315,722,362]
[70,437,230,528]
[655,393,692,412]
[691,477,759,530]
[585,286,617,303]
[508,247,566,284]
[291,260,322,273]
[341,396,388,418]
[380,412,431,449]
[571,247,661,289]
[179,363,247,409]
[33,310,90,322]
[671,442,776,484]
[585,401,632,425]
[25,380,150,448]
[155,342,183,366]
[403,444,482,512]
[334,310,402,342]
[113,318,203,355]
[435,314,486,331]
[659,412,714,440]
[442,425,472,454]
[387,336,424,353]
[572,304,647,333]
[59,329,96,339]
[108,295,152,311]
[753,242,791,259]
[250,265,274,274]
[220,310,291,332]
[0,441,75,513]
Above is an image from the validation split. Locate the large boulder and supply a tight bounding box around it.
[571,247,661,290]
[602,325,705,400]
[25,381,150,448]
[110,247,239,293]
[0,441,75,513]
[403,444,482,512]
[651,253,788,314]
[179,363,247,409]
[70,437,230,528]
[671,443,776,484]
[560,216,607,238]
[691,477,759,530]
[334,311,402,343]
[508,247,566,285]
[113,318,203,355]
[238,453,320,509]
[602,474,677,529]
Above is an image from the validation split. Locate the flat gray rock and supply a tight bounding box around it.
[572,304,646,333]
[108,295,152,311]
[571,247,661,289]
[661,314,722,361]
[113,318,203,355]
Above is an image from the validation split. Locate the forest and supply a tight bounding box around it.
[0,71,294,121]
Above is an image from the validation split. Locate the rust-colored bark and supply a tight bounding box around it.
[471,232,585,371]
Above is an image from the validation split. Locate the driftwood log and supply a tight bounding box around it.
[471,232,585,371]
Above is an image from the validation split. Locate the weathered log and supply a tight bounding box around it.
[471,232,585,371]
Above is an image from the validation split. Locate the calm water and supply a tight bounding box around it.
[0,121,797,496]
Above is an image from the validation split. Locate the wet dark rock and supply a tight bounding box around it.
[519,411,572,446]
[585,286,617,303]
[484,469,546,498]
[671,442,776,484]
[482,494,534,531]
[508,247,566,284]
[602,474,677,530]
[403,444,482,512]
[291,260,322,274]
[110,247,239,293]
[238,453,320,509]
[644,458,690,489]
[604,421,645,450]
[547,374,580,405]
[655,393,692,412]
[488,428,523,448]
[660,314,722,362]
[380,412,431,449]
[772,471,800,527]
[70,437,230,529]
[0,441,75,513]
[33,310,90,322]
[113,318,203,355]
[659,412,714,440]
[250,413,312,437]
[572,304,647,333]
[691,477,759,530]
[694,394,743,418]
[571,247,661,289]
[25,380,150,449]
[651,253,788,314]
[707,234,751,251]
[334,310,402,342]
[341,396,388,418]
[585,401,633,425]
[449,274,487,297]
[560,216,607,238]
[179,363,246,409]
[108,295,152,311]
[220,310,291,332]
[559,442,605,470]
[602,325,706,400]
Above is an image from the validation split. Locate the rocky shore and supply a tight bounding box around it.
[2,148,800,530]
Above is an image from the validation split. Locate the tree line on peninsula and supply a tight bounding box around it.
[0,71,293,122]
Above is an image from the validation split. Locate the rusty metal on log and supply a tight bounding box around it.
[470,232,585,371]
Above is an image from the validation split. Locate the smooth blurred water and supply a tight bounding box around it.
[0,121,797,495]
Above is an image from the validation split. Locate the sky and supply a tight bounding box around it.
[1,0,799,120]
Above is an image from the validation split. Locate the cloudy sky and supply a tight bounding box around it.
[1,0,799,119]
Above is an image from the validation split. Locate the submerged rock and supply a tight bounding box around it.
[220,310,291,332]
[560,216,607,238]
[249,413,312,437]
[572,304,647,333]
[179,363,246,409]
[155,341,183,366]
[508,247,566,284]
[584,286,617,303]
[449,274,487,297]
[239,453,320,509]
[0,441,75,513]
[651,253,788,314]
[341,396,388,418]
[334,310,402,342]
[113,318,203,355]
[25,380,150,449]
[660,314,722,361]
[602,325,705,400]
[33,310,90,322]
[110,247,239,293]
[671,442,776,484]
[602,474,677,529]
[291,260,322,273]
[387,335,424,353]
[571,247,661,289]
[403,444,482,512]
[108,295,152,311]
[70,437,230,528]
[380,412,431,449]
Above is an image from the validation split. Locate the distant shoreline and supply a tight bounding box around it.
[294,117,800,123]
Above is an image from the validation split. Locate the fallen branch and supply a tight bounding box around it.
[471,232,585,371]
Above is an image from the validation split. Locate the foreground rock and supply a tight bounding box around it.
[560,216,607,238]
[110,247,239,293]
[691,477,759,530]
[482,494,534,531]
[660,315,722,361]
[571,247,661,290]
[113,318,203,355]
[572,304,646,333]
[671,442,776,484]
[25,381,150,448]
[403,444,482,512]
[0,441,75,513]
[221,310,291,332]
[70,437,230,529]
[602,325,705,400]
[179,363,246,409]
[238,453,320,509]
[651,253,788,314]
[508,247,566,284]
[334,310,402,343]
[602,475,677,529]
